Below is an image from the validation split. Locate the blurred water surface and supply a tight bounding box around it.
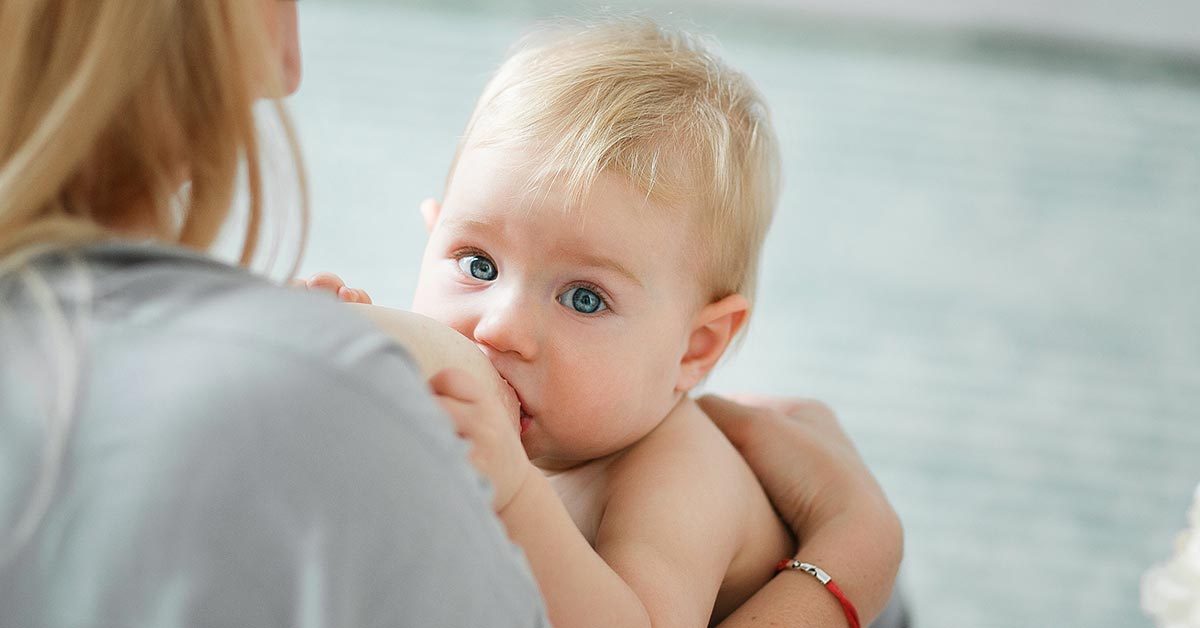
[289,2,1200,626]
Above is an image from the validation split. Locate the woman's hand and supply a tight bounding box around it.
[296,272,373,304]
[697,395,894,535]
[699,395,903,625]
[430,367,534,513]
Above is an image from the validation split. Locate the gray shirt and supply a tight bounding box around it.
[0,242,548,628]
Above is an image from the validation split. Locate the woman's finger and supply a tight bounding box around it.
[723,394,830,423]
[696,394,769,451]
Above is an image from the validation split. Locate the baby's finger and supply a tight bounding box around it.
[434,396,477,436]
[306,272,346,293]
[337,286,373,304]
[429,368,481,404]
[433,397,490,468]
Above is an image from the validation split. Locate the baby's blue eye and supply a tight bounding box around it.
[458,254,497,281]
[558,286,607,314]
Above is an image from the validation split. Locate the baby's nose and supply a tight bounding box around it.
[473,297,538,360]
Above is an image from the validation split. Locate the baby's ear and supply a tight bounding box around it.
[676,294,749,392]
[419,198,442,233]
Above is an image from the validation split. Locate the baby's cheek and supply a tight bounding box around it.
[570,380,642,445]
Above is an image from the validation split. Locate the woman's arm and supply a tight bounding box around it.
[700,395,903,628]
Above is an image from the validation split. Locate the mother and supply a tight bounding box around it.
[0,1,901,626]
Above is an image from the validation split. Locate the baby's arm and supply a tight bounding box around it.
[428,377,734,626]
[592,405,751,626]
[496,465,659,627]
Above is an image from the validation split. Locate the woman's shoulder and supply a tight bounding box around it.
[7,239,482,529]
[13,240,434,440]
[78,241,394,362]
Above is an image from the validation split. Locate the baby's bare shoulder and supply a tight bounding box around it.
[603,398,795,621]
[593,399,759,608]
[606,397,754,507]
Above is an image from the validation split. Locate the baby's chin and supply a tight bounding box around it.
[522,426,622,472]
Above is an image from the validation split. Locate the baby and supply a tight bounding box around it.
[319,19,792,627]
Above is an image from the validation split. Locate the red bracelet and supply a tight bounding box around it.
[775,559,861,628]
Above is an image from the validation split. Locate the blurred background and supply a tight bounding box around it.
[286,1,1200,626]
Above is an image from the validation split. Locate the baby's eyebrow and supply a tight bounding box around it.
[441,217,500,236]
[443,216,643,288]
[557,249,643,288]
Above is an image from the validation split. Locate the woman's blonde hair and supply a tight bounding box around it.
[0,0,306,562]
[454,17,780,309]
[0,0,307,270]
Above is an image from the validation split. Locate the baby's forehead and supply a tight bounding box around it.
[458,134,698,211]
[447,159,709,273]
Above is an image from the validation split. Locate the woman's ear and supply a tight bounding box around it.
[676,293,749,392]
[419,198,442,233]
[263,0,302,95]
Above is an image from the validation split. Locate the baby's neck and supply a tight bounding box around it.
[533,394,691,476]
[536,448,624,477]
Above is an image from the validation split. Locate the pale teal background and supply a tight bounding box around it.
[288,2,1200,626]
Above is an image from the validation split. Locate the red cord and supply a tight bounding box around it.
[775,559,861,628]
[825,580,861,628]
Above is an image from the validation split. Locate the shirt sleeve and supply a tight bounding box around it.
[2,324,549,628]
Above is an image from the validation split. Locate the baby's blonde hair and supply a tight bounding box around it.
[453,17,780,309]
[0,0,306,271]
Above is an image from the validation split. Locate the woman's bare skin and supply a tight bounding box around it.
[346,303,521,430]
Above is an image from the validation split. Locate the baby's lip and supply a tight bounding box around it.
[517,400,533,437]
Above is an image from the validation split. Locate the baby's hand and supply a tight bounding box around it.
[430,368,532,513]
[296,272,373,304]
